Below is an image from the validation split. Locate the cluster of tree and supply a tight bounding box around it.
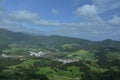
[59,43,80,52]
[0,67,49,80]
[0,28,120,80]
[0,43,9,54]
[0,51,120,80]
[94,47,120,68]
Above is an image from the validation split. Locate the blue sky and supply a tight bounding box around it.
[0,0,120,41]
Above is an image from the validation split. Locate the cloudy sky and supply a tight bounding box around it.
[0,0,120,41]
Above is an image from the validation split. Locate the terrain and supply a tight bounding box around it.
[0,28,120,80]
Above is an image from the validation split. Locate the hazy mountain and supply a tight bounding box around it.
[0,28,120,49]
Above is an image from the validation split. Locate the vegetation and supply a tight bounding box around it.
[0,29,120,80]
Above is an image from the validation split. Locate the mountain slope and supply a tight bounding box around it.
[0,28,120,49]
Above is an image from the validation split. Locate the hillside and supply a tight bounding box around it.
[0,28,120,80]
[0,28,120,49]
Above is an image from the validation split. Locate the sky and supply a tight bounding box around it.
[0,0,120,41]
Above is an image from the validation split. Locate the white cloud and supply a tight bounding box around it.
[0,9,114,39]
[9,10,62,26]
[51,9,59,15]
[0,9,44,34]
[92,0,120,13]
[33,19,61,26]
[10,10,39,21]
[75,4,104,23]
[75,4,98,17]
[108,16,120,26]
[0,4,120,40]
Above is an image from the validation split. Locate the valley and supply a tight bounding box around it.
[0,29,120,80]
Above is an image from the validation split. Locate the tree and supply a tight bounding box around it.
[94,47,120,68]
[59,43,80,52]
[38,74,49,80]
[0,43,10,54]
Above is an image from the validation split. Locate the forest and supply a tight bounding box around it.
[0,29,120,80]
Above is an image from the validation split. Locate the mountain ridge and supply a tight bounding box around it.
[0,28,120,49]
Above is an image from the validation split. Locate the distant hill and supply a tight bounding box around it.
[0,28,120,49]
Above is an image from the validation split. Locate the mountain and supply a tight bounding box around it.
[0,28,120,49]
[0,28,91,48]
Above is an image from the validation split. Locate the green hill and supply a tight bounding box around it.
[0,28,120,50]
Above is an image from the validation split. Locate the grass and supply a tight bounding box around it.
[10,59,39,69]
[53,75,78,80]
[67,50,95,60]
